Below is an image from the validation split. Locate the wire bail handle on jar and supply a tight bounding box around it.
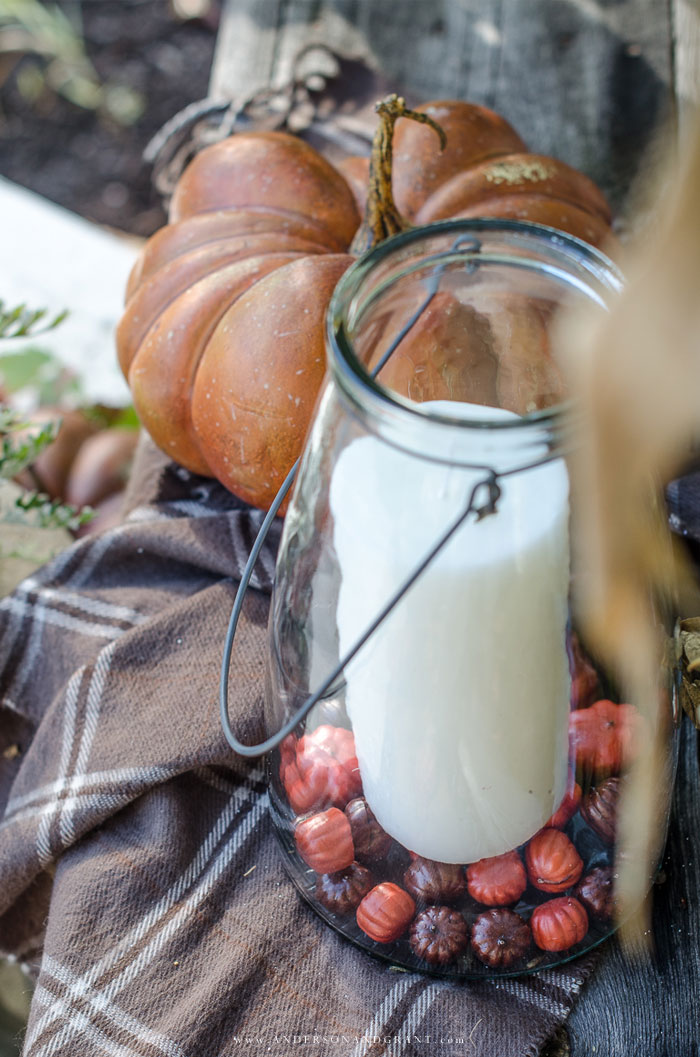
[219,232,566,758]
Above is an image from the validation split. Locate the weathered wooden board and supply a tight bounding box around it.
[212,0,677,215]
[672,0,700,134]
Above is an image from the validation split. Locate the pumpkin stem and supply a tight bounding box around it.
[349,94,446,257]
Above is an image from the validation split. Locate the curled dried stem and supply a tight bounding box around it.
[350,94,446,256]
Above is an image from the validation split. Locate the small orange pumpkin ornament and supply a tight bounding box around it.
[281,724,362,815]
[569,698,646,781]
[466,850,528,906]
[356,882,416,943]
[530,896,588,952]
[294,807,355,874]
[525,828,584,893]
[117,96,614,511]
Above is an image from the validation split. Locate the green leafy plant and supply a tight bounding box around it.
[0,299,94,533]
[0,405,93,530]
[0,0,144,124]
[0,405,58,477]
[0,298,68,338]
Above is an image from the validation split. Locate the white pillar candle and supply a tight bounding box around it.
[330,403,571,864]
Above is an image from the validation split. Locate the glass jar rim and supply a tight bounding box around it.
[326,218,624,433]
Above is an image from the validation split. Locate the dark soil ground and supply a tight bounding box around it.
[0,0,220,236]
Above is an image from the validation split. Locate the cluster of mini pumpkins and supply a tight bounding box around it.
[280,673,642,971]
[117,97,614,512]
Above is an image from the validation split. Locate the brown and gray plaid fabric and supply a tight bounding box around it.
[0,436,604,1057]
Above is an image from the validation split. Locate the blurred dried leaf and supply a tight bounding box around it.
[559,106,700,954]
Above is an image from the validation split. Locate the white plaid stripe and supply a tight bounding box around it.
[124,506,169,523]
[0,538,130,706]
[0,593,34,678]
[6,786,161,836]
[385,984,441,1057]
[490,977,568,1018]
[3,765,179,824]
[33,641,115,866]
[73,646,114,776]
[60,641,116,846]
[536,967,588,994]
[255,533,276,585]
[24,780,265,1054]
[126,502,227,522]
[37,956,186,1057]
[35,666,85,868]
[96,794,266,1000]
[165,499,233,518]
[1,535,122,666]
[350,977,416,1057]
[226,515,250,580]
[225,513,274,590]
[193,764,266,794]
[30,985,147,1057]
[2,595,127,640]
[0,584,142,708]
[14,578,145,626]
[0,537,102,678]
[68,533,121,589]
[5,765,264,838]
[2,594,51,706]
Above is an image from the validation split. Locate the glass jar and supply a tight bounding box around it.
[263,220,680,978]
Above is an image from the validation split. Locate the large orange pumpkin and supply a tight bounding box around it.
[117,96,613,511]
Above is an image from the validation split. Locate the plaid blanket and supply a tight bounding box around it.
[1,436,694,1057]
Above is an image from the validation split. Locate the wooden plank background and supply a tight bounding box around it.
[210,0,695,218]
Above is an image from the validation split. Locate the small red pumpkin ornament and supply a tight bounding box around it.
[295,807,354,874]
[530,897,589,952]
[466,850,527,906]
[569,699,646,781]
[356,883,416,944]
[281,724,362,815]
[525,828,583,893]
